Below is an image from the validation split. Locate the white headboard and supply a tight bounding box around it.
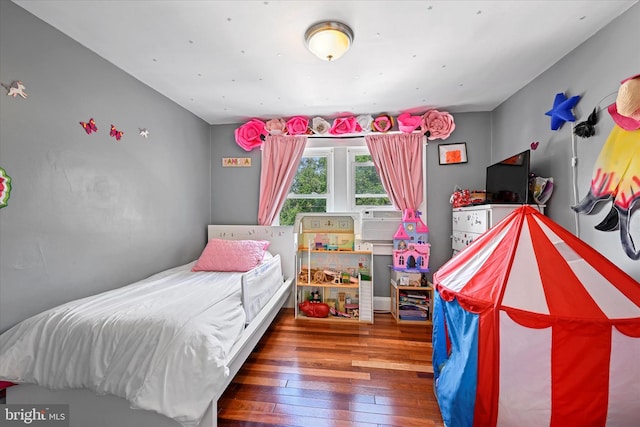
[207,225,295,280]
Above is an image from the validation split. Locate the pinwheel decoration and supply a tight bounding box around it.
[0,167,12,208]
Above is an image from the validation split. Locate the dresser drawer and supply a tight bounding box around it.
[452,230,483,251]
[452,209,489,233]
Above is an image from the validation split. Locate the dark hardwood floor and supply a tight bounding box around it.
[218,308,445,426]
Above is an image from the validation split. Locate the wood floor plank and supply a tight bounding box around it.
[351,359,434,373]
[243,363,371,380]
[218,308,445,426]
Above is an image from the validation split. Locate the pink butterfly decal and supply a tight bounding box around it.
[530,141,540,150]
[79,118,98,134]
[110,124,124,141]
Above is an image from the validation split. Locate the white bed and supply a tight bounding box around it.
[2,225,294,427]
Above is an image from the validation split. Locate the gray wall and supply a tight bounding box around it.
[210,124,262,225]
[492,3,640,280]
[0,1,212,332]
[425,112,492,281]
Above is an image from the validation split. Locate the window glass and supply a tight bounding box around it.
[279,151,330,226]
[354,154,391,207]
[279,142,405,226]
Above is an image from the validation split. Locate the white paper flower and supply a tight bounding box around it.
[356,114,373,132]
[312,117,330,134]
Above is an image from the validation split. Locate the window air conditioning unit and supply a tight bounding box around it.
[360,209,402,242]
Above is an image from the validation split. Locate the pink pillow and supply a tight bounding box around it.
[192,239,270,272]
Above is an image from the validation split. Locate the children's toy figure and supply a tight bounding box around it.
[310,290,321,303]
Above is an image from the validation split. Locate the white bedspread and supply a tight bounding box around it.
[0,262,246,427]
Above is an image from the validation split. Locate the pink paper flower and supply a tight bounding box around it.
[397,113,422,133]
[234,119,267,151]
[265,118,287,135]
[421,109,455,140]
[329,116,362,135]
[286,116,309,135]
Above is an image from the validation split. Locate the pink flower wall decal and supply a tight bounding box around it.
[265,118,287,135]
[286,116,309,135]
[421,109,455,140]
[235,119,267,151]
[329,116,361,135]
[397,112,422,133]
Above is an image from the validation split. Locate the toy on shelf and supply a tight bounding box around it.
[309,290,321,302]
[329,306,351,318]
[299,300,330,318]
[294,212,374,323]
[393,209,430,272]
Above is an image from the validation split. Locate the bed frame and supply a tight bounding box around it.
[7,225,295,427]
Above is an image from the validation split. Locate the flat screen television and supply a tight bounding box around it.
[485,149,531,204]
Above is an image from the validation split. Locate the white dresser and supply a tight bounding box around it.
[452,204,544,254]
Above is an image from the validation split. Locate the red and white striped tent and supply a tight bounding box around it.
[432,206,640,427]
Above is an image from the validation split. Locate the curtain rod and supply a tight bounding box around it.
[306,130,425,139]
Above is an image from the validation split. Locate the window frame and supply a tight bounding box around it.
[284,146,334,212]
[347,147,393,212]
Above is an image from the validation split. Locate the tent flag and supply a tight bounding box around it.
[433,205,640,427]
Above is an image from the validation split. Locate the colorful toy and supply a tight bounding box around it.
[298,300,330,318]
[329,306,351,318]
[392,209,430,272]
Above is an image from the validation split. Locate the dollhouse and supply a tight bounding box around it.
[392,209,430,272]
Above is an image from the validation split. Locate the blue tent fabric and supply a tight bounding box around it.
[433,290,480,427]
[432,290,448,380]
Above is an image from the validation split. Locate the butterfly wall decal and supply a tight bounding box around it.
[79,118,98,134]
[110,124,124,141]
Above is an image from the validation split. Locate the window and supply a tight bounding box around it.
[348,148,391,210]
[279,148,333,226]
[278,140,394,226]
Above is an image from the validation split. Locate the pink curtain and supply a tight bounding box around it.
[365,133,423,210]
[258,135,307,225]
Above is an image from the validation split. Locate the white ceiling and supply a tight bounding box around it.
[13,0,637,125]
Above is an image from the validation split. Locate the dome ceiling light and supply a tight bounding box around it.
[304,21,354,61]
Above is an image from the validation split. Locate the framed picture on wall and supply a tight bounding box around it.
[438,142,468,165]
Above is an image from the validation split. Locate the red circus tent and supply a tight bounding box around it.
[432,206,640,427]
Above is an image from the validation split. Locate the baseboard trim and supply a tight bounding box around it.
[374,296,391,312]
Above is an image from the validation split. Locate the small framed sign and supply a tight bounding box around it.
[222,157,252,167]
[438,142,468,165]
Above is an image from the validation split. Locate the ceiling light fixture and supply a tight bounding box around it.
[304,21,354,61]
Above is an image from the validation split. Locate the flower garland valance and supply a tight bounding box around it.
[234,109,455,151]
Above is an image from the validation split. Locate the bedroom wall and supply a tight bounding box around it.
[0,1,212,332]
[491,3,640,281]
[210,124,263,225]
[209,112,492,295]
